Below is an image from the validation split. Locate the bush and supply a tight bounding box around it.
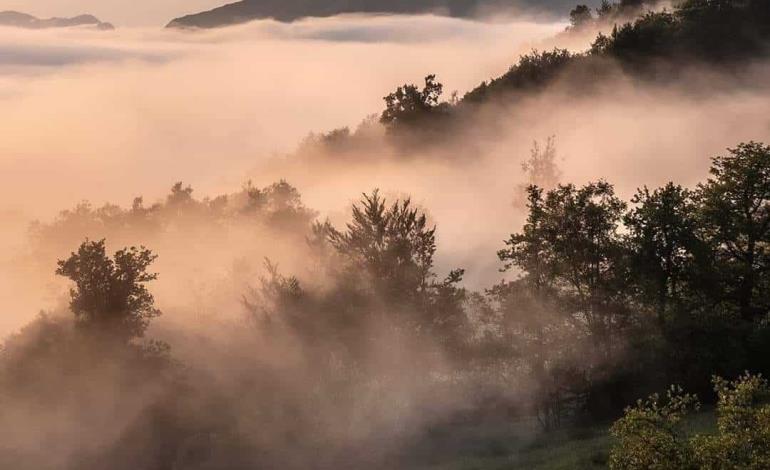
[609,385,699,469]
[610,373,770,469]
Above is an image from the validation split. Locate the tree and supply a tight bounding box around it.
[625,183,701,325]
[569,5,593,28]
[56,239,161,343]
[327,190,437,305]
[514,137,562,208]
[500,182,628,359]
[499,182,634,421]
[609,384,699,470]
[697,142,770,322]
[597,0,615,17]
[601,12,679,61]
[610,373,770,470]
[589,0,770,63]
[488,276,586,430]
[380,75,448,146]
[692,373,770,468]
[166,181,195,207]
[260,180,318,230]
[463,48,576,104]
[380,75,443,128]
[676,0,760,59]
[324,190,466,342]
[619,0,647,8]
[248,190,467,366]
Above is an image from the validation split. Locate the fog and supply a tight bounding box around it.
[0,16,563,216]
[0,15,563,332]
[2,14,770,336]
[2,10,770,468]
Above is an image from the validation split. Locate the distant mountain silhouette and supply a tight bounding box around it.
[0,11,114,30]
[167,0,583,29]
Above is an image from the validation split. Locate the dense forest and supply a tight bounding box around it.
[4,0,770,469]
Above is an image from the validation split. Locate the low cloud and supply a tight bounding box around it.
[2,13,770,338]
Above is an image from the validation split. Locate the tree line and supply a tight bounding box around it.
[302,0,770,156]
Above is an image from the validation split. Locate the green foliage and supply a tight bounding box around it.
[56,239,161,342]
[610,373,770,470]
[378,74,455,148]
[320,0,770,155]
[609,385,699,469]
[692,373,770,468]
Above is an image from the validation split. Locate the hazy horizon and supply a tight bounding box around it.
[0,0,227,26]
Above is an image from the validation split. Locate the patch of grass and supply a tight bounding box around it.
[403,418,611,470]
[405,409,717,469]
[511,425,610,470]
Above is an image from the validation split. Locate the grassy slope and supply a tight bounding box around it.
[401,418,610,469]
[407,410,717,469]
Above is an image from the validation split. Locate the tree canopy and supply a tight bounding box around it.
[56,239,161,342]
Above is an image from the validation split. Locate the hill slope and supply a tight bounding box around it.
[166,0,586,29]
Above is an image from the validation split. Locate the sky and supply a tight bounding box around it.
[0,0,226,26]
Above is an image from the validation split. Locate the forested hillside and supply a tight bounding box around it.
[299,0,770,159]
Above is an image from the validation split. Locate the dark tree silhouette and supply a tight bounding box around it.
[625,183,701,326]
[697,142,770,322]
[381,74,444,131]
[569,4,593,28]
[327,189,438,305]
[56,239,161,342]
[500,182,628,359]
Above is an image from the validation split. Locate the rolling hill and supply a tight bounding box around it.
[0,11,114,30]
[166,0,588,29]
